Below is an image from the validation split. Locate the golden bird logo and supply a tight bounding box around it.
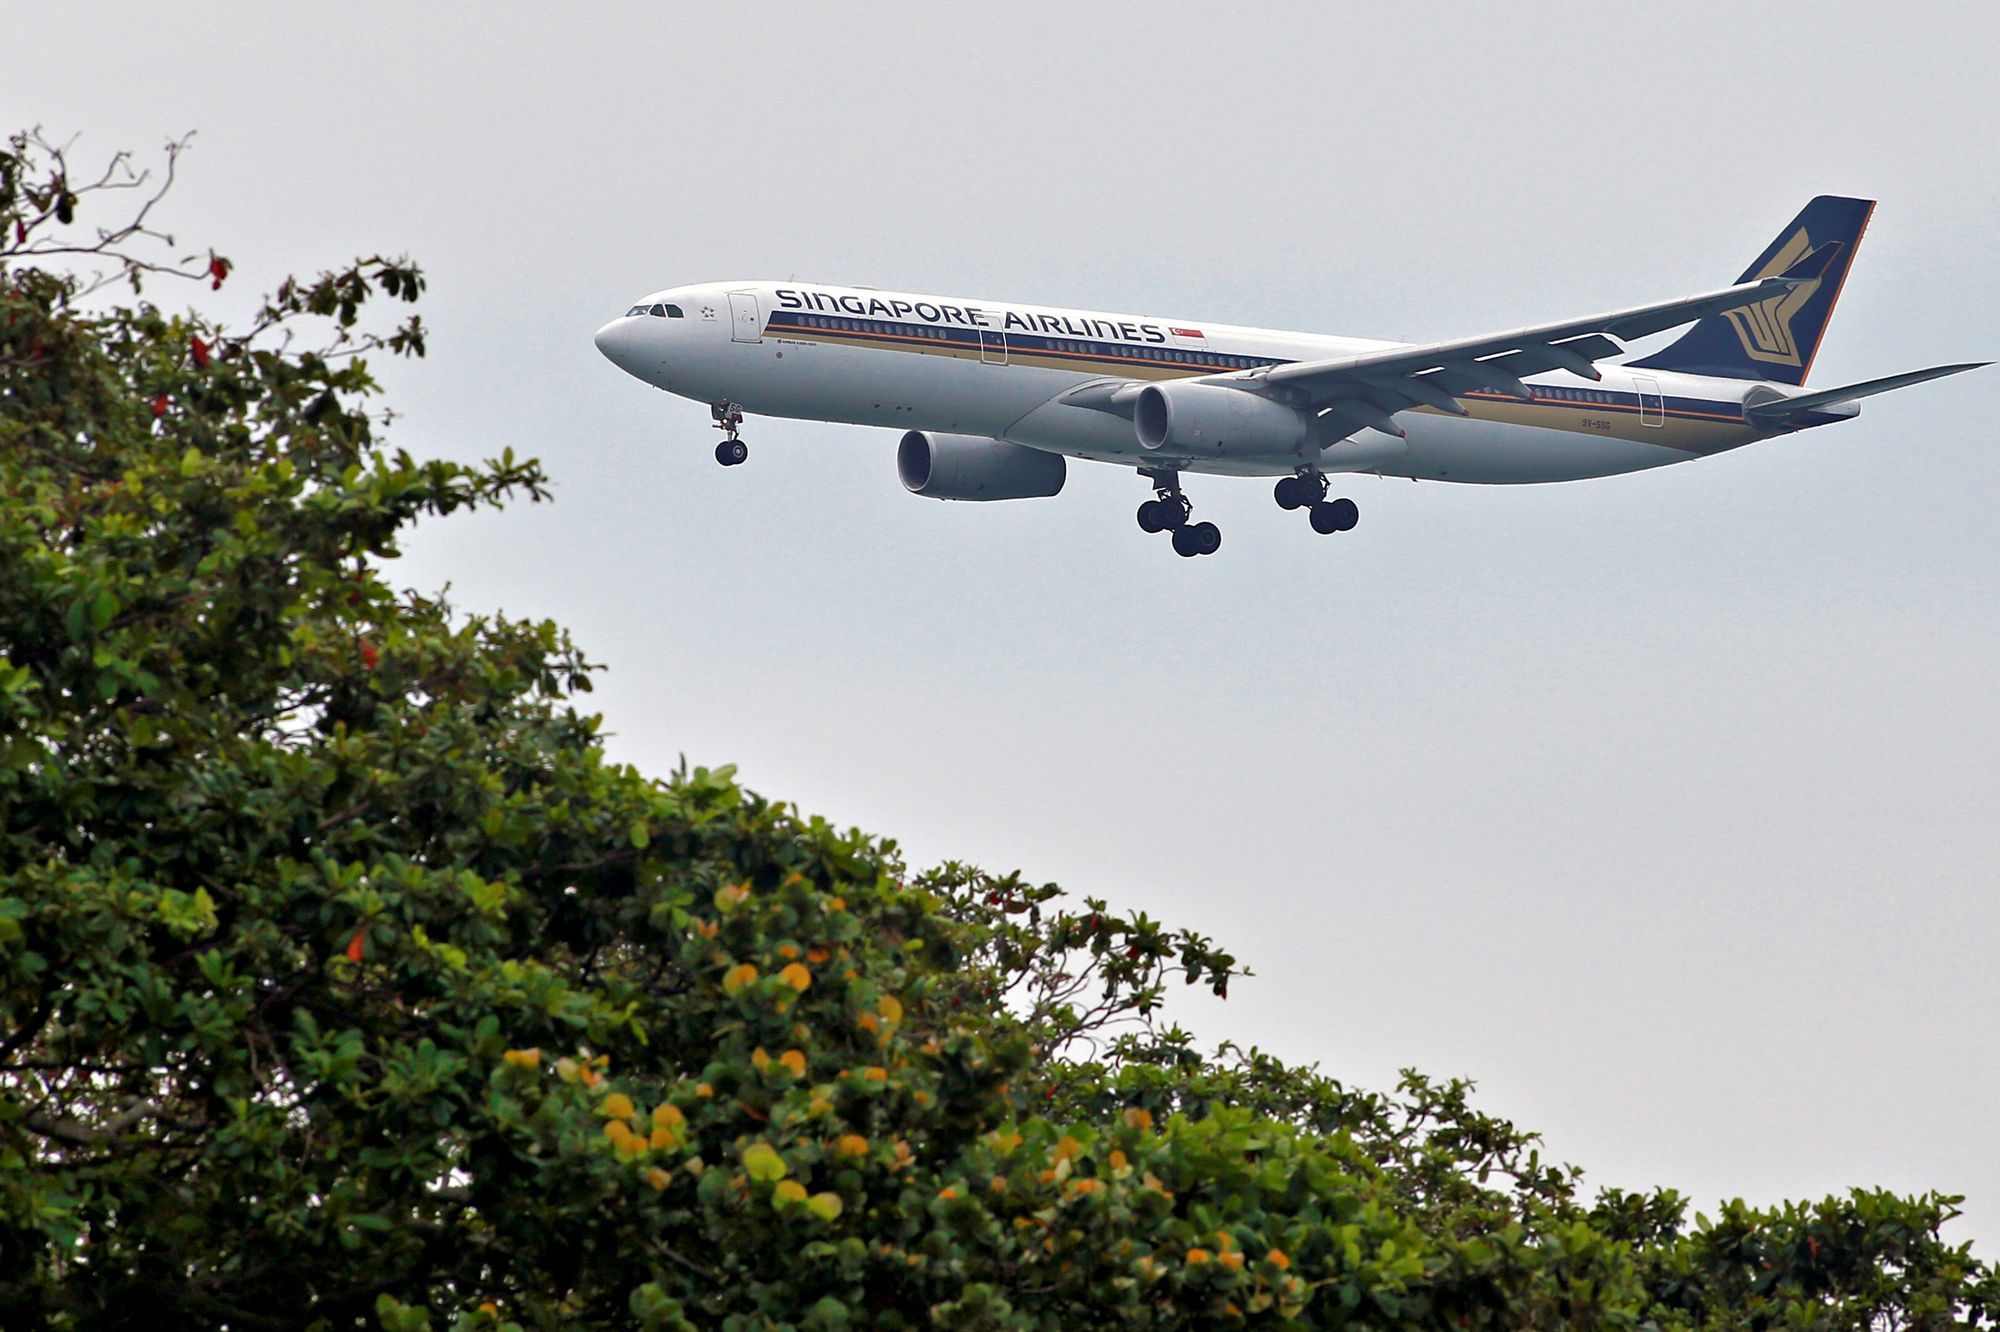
[1722,228,1823,368]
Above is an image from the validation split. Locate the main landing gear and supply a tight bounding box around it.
[1274,471,1358,535]
[1135,470,1221,558]
[711,401,748,466]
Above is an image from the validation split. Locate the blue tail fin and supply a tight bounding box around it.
[1628,195,1875,386]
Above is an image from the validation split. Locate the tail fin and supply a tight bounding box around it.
[1628,195,1875,385]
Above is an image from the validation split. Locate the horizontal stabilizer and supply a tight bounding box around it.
[1745,361,1988,425]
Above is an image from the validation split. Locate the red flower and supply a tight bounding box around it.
[359,640,379,670]
[346,928,366,962]
[190,336,211,369]
[208,255,230,290]
[151,393,169,418]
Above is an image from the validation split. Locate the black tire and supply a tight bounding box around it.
[716,439,747,466]
[1309,501,1340,534]
[1137,500,1167,533]
[1274,477,1302,510]
[1191,521,1221,555]
[1329,497,1358,531]
[1171,526,1200,557]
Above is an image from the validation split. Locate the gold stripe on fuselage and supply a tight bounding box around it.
[767,327,1757,455]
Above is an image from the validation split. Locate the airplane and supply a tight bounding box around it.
[593,197,1983,557]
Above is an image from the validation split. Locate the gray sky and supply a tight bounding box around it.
[15,1,1999,1253]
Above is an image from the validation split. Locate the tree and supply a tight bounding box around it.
[2,129,1995,1329]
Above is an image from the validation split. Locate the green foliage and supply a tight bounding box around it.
[2,130,1997,1329]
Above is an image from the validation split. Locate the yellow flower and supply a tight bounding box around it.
[779,1049,807,1077]
[779,962,812,991]
[599,1092,635,1120]
[834,1133,869,1158]
[1266,1248,1291,1270]
[774,1179,808,1205]
[651,1103,685,1130]
[1187,1248,1211,1266]
[646,1168,673,1191]
[501,1048,540,1070]
[722,963,758,995]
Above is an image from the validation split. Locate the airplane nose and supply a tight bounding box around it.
[593,319,637,370]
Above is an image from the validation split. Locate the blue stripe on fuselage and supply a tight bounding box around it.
[761,310,1745,425]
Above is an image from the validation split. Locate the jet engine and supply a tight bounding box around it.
[1133,381,1310,456]
[896,431,1065,501]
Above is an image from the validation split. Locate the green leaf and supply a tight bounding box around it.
[742,1142,788,1183]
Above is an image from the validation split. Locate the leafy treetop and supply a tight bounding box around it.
[1,130,1994,1330]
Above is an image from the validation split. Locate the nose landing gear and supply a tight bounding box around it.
[1136,469,1222,557]
[711,401,747,466]
[1275,471,1358,535]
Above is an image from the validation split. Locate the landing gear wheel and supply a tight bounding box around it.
[1170,521,1221,557]
[1309,498,1358,534]
[1274,476,1306,510]
[1140,494,1189,531]
[715,439,748,466]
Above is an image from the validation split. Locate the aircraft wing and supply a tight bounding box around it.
[1061,243,1843,440]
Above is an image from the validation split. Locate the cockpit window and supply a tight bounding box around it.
[623,303,684,318]
[662,304,684,318]
[625,305,647,317]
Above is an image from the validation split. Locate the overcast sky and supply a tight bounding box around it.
[14,1,1998,1254]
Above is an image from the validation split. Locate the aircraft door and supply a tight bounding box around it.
[1634,374,1664,427]
[980,327,1008,365]
[729,291,763,343]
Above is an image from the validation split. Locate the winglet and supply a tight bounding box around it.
[1778,241,1844,283]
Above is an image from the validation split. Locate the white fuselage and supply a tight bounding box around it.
[594,281,1791,484]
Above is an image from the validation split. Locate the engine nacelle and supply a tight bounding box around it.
[897,431,1065,501]
[1134,381,1310,455]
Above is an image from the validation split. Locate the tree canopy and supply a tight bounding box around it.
[2,130,1995,1330]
